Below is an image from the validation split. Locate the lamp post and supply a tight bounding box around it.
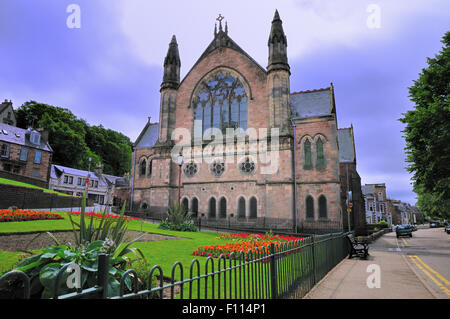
[177,153,184,207]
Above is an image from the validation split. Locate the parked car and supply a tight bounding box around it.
[411,224,417,231]
[445,224,450,234]
[396,225,413,238]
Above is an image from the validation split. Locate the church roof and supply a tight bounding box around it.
[134,119,159,149]
[337,127,356,163]
[180,19,267,87]
[290,87,334,119]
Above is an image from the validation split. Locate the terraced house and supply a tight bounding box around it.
[131,12,366,233]
[0,123,52,188]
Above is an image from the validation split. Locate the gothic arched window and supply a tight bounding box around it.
[249,197,257,219]
[139,159,147,177]
[238,197,246,219]
[316,138,324,169]
[219,197,227,219]
[191,197,199,217]
[306,196,314,219]
[304,140,312,170]
[318,195,327,219]
[208,197,216,219]
[194,72,248,137]
[182,197,189,213]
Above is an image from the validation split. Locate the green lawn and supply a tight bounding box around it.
[0,177,73,197]
[0,214,304,299]
[0,213,224,279]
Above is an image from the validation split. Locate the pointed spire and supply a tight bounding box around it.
[161,34,181,90]
[273,9,281,21]
[268,9,289,73]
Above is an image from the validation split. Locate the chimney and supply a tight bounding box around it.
[94,163,103,177]
[37,128,49,142]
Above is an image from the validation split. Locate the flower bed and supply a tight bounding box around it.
[193,232,307,260]
[67,211,142,222]
[0,209,63,222]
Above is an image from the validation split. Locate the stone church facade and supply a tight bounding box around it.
[130,11,365,233]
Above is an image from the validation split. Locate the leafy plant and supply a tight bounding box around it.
[158,203,197,232]
[1,191,145,298]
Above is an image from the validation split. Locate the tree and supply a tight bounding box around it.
[399,32,450,219]
[15,101,132,176]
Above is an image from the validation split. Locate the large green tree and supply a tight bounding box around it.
[15,101,132,176]
[400,32,450,220]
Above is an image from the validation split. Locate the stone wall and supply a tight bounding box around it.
[0,184,84,210]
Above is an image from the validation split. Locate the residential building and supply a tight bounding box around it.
[388,199,425,225]
[0,99,17,126]
[362,183,392,224]
[0,123,52,187]
[49,164,122,205]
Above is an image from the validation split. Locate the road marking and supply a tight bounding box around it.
[412,255,450,286]
[408,255,450,297]
[401,238,408,246]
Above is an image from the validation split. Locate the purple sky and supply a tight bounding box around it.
[1,0,449,205]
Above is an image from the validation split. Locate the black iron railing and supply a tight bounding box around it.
[0,232,351,299]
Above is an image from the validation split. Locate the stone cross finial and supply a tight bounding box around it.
[216,14,224,31]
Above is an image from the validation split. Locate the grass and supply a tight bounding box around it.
[0,213,224,276]
[0,213,311,299]
[0,177,73,197]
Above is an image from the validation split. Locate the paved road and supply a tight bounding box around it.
[395,227,450,298]
[305,228,450,299]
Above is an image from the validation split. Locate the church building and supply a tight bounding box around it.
[130,11,365,233]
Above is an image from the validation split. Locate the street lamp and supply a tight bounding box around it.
[177,153,184,207]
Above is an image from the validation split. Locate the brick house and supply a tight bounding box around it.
[130,12,362,233]
[0,123,52,187]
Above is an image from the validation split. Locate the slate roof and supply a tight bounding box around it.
[0,123,53,152]
[290,87,334,120]
[50,164,122,188]
[134,121,159,149]
[337,127,356,163]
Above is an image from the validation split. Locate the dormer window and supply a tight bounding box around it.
[30,132,41,145]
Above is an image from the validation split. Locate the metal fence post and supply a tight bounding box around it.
[311,235,316,285]
[97,254,109,299]
[270,243,278,299]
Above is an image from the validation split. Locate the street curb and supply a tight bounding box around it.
[302,256,349,299]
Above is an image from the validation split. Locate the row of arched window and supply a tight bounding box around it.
[305,195,328,219]
[302,136,325,170]
[181,196,258,219]
[139,158,152,177]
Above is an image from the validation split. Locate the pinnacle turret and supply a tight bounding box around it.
[161,35,181,90]
[268,9,289,73]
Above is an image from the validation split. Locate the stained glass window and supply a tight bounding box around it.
[194,72,248,137]
[316,138,324,169]
[304,140,312,169]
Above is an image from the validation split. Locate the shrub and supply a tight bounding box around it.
[158,203,197,232]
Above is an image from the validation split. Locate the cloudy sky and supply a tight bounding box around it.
[1,0,449,205]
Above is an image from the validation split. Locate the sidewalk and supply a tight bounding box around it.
[304,232,436,299]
